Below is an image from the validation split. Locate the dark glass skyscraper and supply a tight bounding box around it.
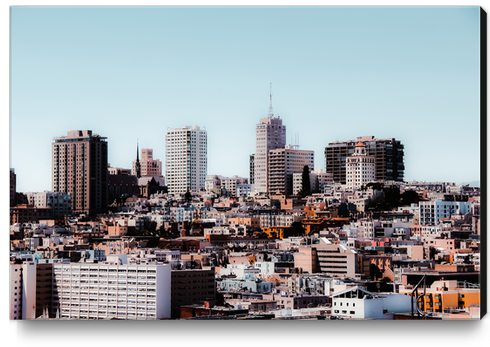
[325,136,404,184]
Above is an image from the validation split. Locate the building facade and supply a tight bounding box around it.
[345,142,376,191]
[418,199,472,225]
[254,106,286,193]
[10,168,16,207]
[294,238,358,278]
[249,154,255,185]
[132,148,163,178]
[325,136,404,184]
[25,191,72,217]
[171,269,216,319]
[52,262,171,320]
[165,126,207,195]
[52,130,108,215]
[268,146,314,195]
[10,205,53,224]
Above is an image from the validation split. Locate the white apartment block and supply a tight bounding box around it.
[205,175,248,196]
[332,286,412,320]
[343,220,379,239]
[221,176,248,196]
[254,115,286,194]
[275,214,303,227]
[169,206,194,223]
[259,214,277,229]
[205,175,221,191]
[346,142,375,191]
[26,191,72,217]
[52,263,171,320]
[237,184,253,197]
[165,126,207,195]
[418,199,472,225]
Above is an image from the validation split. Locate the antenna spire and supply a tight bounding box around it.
[268,82,273,117]
[135,139,141,178]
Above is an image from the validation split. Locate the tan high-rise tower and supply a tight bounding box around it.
[254,85,286,194]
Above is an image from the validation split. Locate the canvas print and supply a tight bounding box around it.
[9,5,484,322]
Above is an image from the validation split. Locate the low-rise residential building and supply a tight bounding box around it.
[399,280,480,314]
[332,286,413,319]
[419,199,472,225]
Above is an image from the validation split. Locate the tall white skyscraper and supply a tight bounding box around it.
[165,126,207,195]
[254,89,286,193]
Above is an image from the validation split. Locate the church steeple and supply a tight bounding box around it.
[135,140,141,178]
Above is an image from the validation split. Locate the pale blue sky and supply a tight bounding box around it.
[9,6,481,193]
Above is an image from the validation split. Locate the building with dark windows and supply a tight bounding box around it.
[268,146,314,196]
[52,130,108,216]
[325,136,404,184]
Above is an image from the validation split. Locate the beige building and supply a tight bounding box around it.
[132,148,163,178]
[268,146,314,195]
[294,246,317,273]
[254,95,287,194]
[346,142,375,191]
[294,238,358,278]
[228,217,260,229]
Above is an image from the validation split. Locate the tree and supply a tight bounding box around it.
[312,176,321,194]
[370,264,383,281]
[300,165,311,197]
[148,221,157,234]
[400,190,419,206]
[184,190,192,203]
[158,224,180,239]
[289,222,306,236]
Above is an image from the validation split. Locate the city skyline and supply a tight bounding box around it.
[10,6,481,194]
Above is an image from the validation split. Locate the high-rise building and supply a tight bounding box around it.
[345,142,376,191]
[52,130,108,215]
[254,91,286,193]
[10,168,16,207]
[249,154,255,185]
[165,126,207,195]
[325,136,404,184]
[268,146,314,195]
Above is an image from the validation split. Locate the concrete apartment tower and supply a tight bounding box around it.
[345,142,376,191]
[165,126,207,195]
[52,130,108,215]
[254,86,286,194]
[268,146,314,195]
